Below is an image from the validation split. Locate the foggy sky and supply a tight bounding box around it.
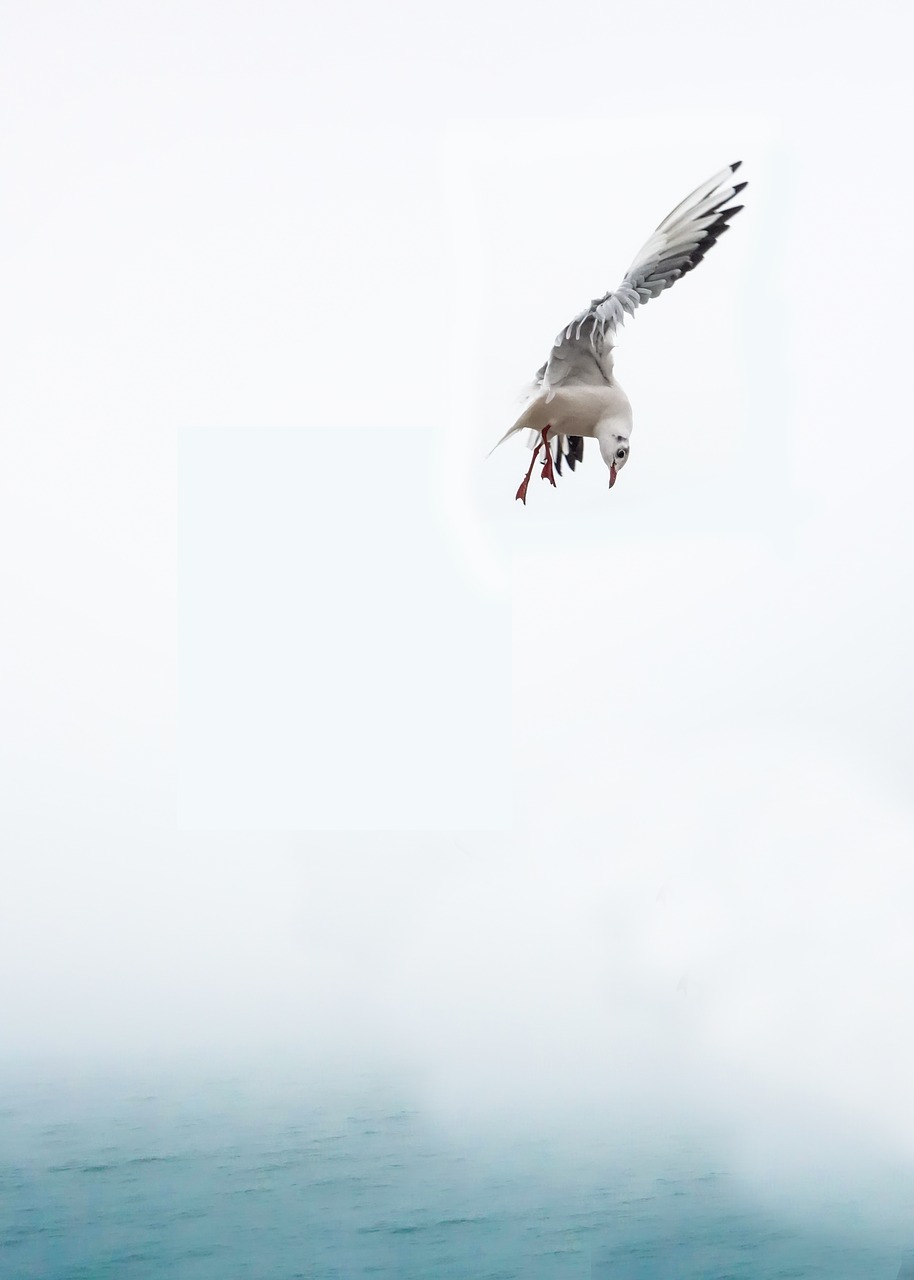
[2,0,913,1206]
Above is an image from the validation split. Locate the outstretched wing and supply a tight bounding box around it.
[540,161,747,400]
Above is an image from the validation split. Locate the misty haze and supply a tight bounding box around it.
[2,2,914,1277]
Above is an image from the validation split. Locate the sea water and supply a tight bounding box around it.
[1,1068,911,1279]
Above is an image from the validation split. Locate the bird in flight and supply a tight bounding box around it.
[491,162,747,503]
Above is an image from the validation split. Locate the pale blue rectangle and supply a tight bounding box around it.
[178,427,510,829]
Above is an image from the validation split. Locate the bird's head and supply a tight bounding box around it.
[598,430,631,489]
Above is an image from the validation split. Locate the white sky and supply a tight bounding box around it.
[2,0,914,1207]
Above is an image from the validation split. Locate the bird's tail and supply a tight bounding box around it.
[486,420,528,458]
[486,391,544,458]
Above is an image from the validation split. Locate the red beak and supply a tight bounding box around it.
[609,464,617,489]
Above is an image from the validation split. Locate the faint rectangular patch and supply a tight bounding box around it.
[178,426,510,829]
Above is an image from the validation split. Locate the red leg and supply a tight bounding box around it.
[540,427,556,487]
[515,443,542,504]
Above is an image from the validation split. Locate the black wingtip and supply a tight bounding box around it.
[730,159,743,173]
[732,180,748,196]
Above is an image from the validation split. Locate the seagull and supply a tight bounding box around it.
[490,162,747,503]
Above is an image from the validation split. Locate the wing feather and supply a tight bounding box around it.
[538,162,746,400]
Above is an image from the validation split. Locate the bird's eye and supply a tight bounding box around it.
[615,447,627,460]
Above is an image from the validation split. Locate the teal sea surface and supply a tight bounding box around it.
[1,1071,911,1279]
